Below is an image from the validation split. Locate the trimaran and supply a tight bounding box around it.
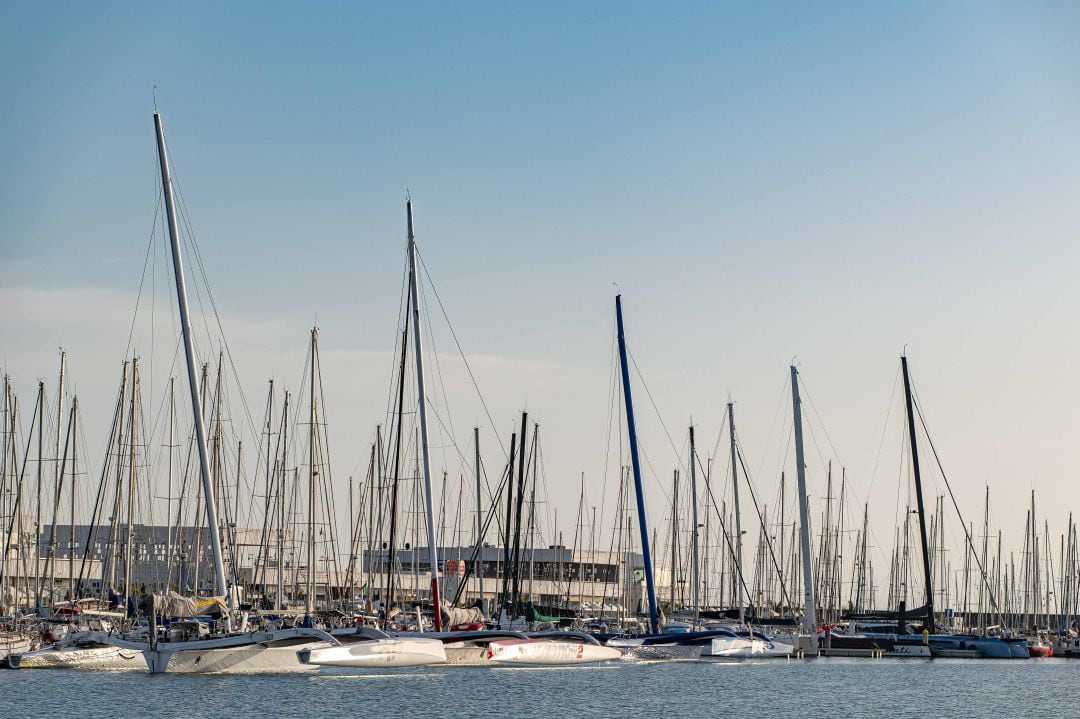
[130,110,337,673]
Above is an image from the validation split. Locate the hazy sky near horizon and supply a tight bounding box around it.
[4,2,1080,583]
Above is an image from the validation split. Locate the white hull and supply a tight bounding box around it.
[138,628,334,674]
[615,644,703,662]
[0,633,32,661]
[150,644,321,673]
[443,645,491,666]
[9,644,145,670]
[606,637,703,662]
[300,638,446,668]
[486,639,622,665]
[703,636,795,659]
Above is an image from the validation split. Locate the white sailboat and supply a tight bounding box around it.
[7,630,144,670]
[438,630,621,666]
[701,630,795,659]
[298,627,446,668]
[131,110,332,674]
[0,631,33,664]
[142,627,336,674]
[484,636,622,665]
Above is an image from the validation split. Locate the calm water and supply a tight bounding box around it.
[1,658,1076,718]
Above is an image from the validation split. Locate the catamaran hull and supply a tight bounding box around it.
[8,645,144,670]
[299,639,446,668]
[486,639,622,665]
[614,644,703,661]
[703,637,795,659]
[443,645,491,666]
[146,643,324,673]
[136,629,336,674]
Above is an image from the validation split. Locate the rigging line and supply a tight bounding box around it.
[596,311,619,546]
[312,340,347,574]
[381,251,411,437]
[801,400,832,477]
[801,389,869,554]
[823,366,904,580]
[637,439,674,508]
[1,389,42,587]
[867,363,901,501]
[698,464,758,615]
[122,194,162,362]
[775,387,794,498]
[708,412,730,483]
[797,374,845,469]
[754,373,791,486]
[423,402,478,483]
[798,373,884,563]
[416,248,507,459]
[449,460,512,606]
[290,340,312,459]
[733,434,796,612]
[141,338,183,458]
[911,383,1001,613]
[376,291,411,484]
[417,260,467,479]
[626,348,685,467]
[535,427,552,547]
[170,176,260,445]
[149,211,156,413]
[892,416,906,538]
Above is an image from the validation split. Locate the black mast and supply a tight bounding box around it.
[901,355,935,634]
[510,413,529,611]
[500,433,516,610]
[384,324,409,624]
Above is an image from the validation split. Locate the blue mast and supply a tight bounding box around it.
[615,294,660,634]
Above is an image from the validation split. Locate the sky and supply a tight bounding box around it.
[3,1,1080,597]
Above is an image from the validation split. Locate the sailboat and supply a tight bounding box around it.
[0,380,39,663]
[483,631,621,665]
[598,296,742,661]
[702,628,796,659]
[0,632,33,666]
[299,200,450,670]
[299,626,447,668]
[7,629,144,670]
[825,357,1018,659]
[117,110,335,673]
[351,205,623,669]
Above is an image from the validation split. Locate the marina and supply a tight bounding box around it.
[1,658,1078,719]
[5,3,1080,715]
[0,110,1077,677]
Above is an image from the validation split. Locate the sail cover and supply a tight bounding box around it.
[153,592,198,616]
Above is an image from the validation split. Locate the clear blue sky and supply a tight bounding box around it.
[4,2,1080,588]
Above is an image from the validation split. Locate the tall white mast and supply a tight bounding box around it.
[790,365,816,635]
[689,424,700,628]
[51,350,65,594]
[406,199,442,631]
[728,401,745,626]
[306,328,318,624]
[154,112,230,625]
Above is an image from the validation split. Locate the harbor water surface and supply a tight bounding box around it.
[2,658,1075,718]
